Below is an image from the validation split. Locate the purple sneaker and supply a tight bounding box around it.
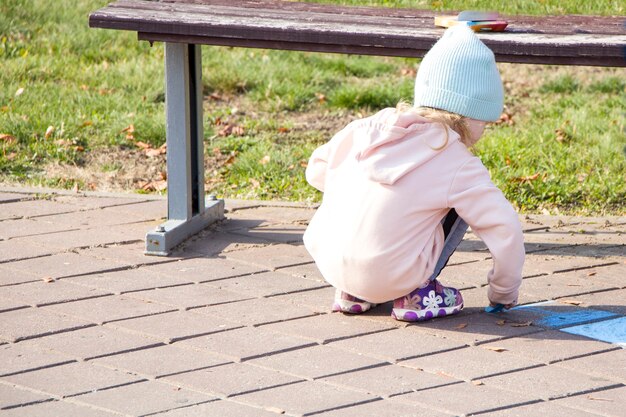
[332,290,375,314]
[391,280,463,322]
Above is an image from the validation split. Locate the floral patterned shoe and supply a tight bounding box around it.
[391,280,463,322]
[332,290,375,314]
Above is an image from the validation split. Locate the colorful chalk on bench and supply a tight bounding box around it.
[485,303,505,313]
[434,10,508,32]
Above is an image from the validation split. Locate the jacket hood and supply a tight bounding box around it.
[354,108,458,185]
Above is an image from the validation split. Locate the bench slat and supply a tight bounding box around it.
[90,0,626,66]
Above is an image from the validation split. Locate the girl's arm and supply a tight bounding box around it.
[448,157,525,306]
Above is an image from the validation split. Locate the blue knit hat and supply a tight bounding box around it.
[414,25,504,122]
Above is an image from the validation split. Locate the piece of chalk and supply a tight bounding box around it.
[485,304,505,313]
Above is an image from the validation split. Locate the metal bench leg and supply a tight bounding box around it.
[145,43,224,256]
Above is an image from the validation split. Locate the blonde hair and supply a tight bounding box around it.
[396,101,472,149]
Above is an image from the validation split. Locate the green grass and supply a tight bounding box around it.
[1,0,625,214]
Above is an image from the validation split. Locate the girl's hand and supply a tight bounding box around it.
[490,301,516,310]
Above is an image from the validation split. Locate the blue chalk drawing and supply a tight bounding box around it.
[562,316,626,347]
[533,308,619,329]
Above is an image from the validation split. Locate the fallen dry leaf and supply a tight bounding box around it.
[259,155,271,165]
[454,323,468,330]
[42,276,55,283]
[513,172,540,184]
[587,271,596,276]
[510,321,533,327]
[0,133,16,142]
[277,127,290,134]
[472,380,485,386]
[496,320,507,326]
[587,395,613,402]
[560,299,582,306]
[484,346,508,352]
[44,126,55,139]
[135,141,151,150]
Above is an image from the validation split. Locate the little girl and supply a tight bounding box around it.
[303,25,524,322]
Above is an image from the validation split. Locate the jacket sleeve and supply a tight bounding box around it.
[305,142,331,192]
[447,157,525,305]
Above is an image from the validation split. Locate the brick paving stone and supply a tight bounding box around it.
[0,280,111,307]
[556,348,626,383]
[66,268,191,295]
[182,230,274,257]
[92,344,230,379]
[20,325,161,360]
[248,344,385,379]
[0,343,75,377]
[224,243,313,270]
[0,191,29,203]
[481,364,620,400]
[229,224,307,245]
[437,259,493,290]
[105,310,241,343]
[77,241,167,267]
[0,308,93,343]
[0,199,80,220]
[225,205,316,224]
[398,345,542,381]
[562,288,626,314]
[32,226,142,251]
[480,329,617,364]
[0,399,121,417]
[0,295,28,313]
[141,256,267,283]
[313,397,454,417]
[74,379,216,416]
[411,308,543,345]
[234,380,377,416]
[257,313,395,344]
[320,362,460,397]
[3,252,125,280]
[192,297,321,326]
[178,325,315,362]
[127,283,253,309]
[0,383,51,409]
[517,271,621,304]
[0,240,52,263]
[521,253,615,278]
[152,399,285,417]
[276,261,325,282]
[269,286,335,313]
[395,381,538,416]
[36,205,158,228]
[53,194,153,210]
[44,294,177,325]
[553,386,626,417]
[523,228,625,245]
[1,362,144,398]
[206,270,327,298]
[477,400,601,417]
[0,265,40,286]
[162,362,303,397]
[0,218,72,241]
[327,326,467,362]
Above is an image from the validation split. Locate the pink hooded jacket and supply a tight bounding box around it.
[303,108,524,305]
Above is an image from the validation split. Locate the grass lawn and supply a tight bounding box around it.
[1,0,625,215]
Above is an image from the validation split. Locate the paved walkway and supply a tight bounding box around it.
[0,186,624,417]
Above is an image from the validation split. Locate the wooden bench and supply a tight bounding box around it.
[89,0,626,256]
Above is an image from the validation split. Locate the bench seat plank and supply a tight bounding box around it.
[90,0,626,66]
